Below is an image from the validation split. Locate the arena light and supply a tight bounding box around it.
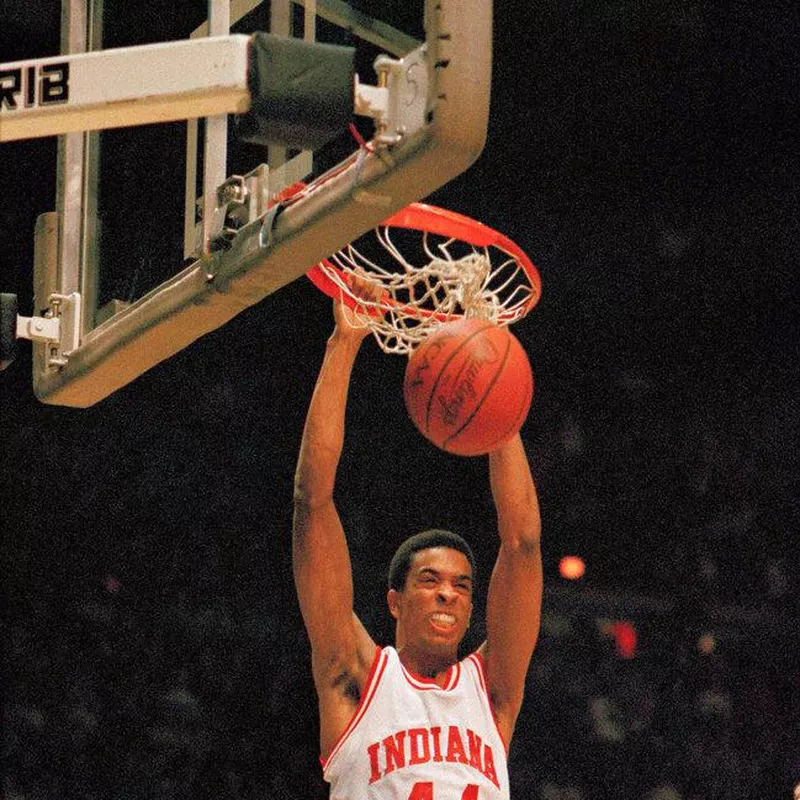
[559,555,586,581]
[697,632,717,655]
[610,620,637,659]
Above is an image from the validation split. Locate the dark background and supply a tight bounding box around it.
[2,2,798,798]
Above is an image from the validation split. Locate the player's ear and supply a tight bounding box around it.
[387,588,400,620]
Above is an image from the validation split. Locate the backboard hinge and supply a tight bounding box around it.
[16,292,82,368]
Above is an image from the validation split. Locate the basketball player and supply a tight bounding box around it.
[293,289,543,799]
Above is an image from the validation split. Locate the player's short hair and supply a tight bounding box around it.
[388,529,477,592]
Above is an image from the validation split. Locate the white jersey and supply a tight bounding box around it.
[322,646,510,800]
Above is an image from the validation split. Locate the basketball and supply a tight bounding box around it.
[403,318,534,456]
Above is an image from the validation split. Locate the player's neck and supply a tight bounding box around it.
[396,644,458,684]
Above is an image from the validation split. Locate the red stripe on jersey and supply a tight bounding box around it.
[322,647,388,770]
[468,653,486,693]
[400,661,460,691]
[445,661,461,690]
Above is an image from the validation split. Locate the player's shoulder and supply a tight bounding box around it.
[470,640,488,665]
[461,645,488,678]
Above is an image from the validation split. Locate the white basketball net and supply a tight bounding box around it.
[317,225,538,355]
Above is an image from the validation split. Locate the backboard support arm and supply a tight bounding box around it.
[6,0,492,407]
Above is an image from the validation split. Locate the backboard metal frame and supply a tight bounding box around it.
[7,0,492,407]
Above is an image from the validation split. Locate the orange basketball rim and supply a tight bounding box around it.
[306,203,541,355]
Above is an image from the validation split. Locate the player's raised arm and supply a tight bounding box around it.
[292,292,378,723]
[479,433,543,746]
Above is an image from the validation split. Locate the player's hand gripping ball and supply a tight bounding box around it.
[403,318,533,456]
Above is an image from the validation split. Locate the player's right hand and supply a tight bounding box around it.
[333,273,384,340]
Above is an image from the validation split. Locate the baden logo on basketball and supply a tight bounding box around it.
[436,343,502,427]
[404,318,533,457]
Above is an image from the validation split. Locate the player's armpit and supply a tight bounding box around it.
[311,611,377,692]
[314,612,379,758]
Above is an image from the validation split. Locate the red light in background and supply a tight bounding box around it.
[697,632,717,655]
[559,555,586,580]
[610,620,637,659]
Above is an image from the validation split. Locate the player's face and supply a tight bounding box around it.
[390,547,474,649]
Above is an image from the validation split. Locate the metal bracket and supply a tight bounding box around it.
[194,155,312,264]
[195,165,269,258]
[16,292,82,368]
[354,80,389,120]
[354,45,429,148]
[17,314,61,343]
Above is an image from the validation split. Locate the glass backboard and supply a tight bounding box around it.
[1,0,492,406]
